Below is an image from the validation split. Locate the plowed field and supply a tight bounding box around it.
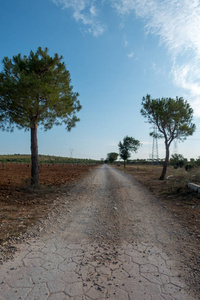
[0,163,97,253]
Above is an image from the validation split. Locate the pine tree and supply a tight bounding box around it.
[0,47,81,185]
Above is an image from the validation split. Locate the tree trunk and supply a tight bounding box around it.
[124,160,126,168]
[31,124,39,185]
[159,142,170,180]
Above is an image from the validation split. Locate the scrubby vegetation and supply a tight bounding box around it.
[0,154,103,165]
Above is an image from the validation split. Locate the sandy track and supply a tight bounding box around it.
[0,165,198,299]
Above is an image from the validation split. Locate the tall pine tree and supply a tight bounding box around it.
[0,47,81,185]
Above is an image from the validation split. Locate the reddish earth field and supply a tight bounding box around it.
[0,163,97,259]
[0,163,95,187]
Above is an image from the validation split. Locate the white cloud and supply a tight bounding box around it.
[172,61,200,116]
[112,0,200,116]
[119,22,125,29]
[124,36,128,47]
[127,51,134,58]
[52,0,105,36]
[151,62,162,75]
[53,0,200,115]
[90,4,97,16]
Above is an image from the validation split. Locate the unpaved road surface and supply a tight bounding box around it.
[0,165,199,299]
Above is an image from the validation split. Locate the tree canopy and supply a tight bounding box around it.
[106,152,118,164]
[118,136,141,168]
[0,47,81,132]
[0,47,81,185]
[141,95,195,179]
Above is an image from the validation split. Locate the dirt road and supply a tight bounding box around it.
[0,165,198,299]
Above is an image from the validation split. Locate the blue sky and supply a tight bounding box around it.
[1,0,200,160]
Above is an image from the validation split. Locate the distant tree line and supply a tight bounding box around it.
[0,154,103,165]
[170,154,200,171]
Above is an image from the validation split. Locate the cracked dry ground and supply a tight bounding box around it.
[0,165,199,299]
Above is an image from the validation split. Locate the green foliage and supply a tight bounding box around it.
[141,95,195,180]
[195,158,200,166]
[0,47,82,185]
[0,154,103,165]
[183,158,197,171]
[118,136,141,167]
[106,152,118,164]
[170,154,186,169]
[0,47,81,132]
[141,95,195,144]
[185,164,194,171]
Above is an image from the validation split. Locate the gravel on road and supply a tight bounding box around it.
[0,165,198,299]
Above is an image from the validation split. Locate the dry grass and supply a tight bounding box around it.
[119,164,200,195]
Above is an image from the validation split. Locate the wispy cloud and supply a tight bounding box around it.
[124,36,128,47]
[127,51,134,58]
[53,0,200,115]
[112,0,200,116]
[172,61,200,114]
[52,0,105,36]
[152,62,162,74]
